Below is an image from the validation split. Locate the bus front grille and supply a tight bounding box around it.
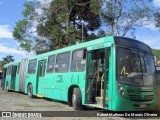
[128,94,154,101]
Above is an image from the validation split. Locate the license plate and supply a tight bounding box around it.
[140,104,146,108]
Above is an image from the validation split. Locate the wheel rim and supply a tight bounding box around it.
[28,86,31,95]
[6,83,8,90]
[72,93,76,104]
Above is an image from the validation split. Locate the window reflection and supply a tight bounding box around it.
[117,47,155,86]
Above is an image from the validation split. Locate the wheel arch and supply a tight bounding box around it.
[27,82,35,98]
[27,82,32,87]
[27,82,33,93]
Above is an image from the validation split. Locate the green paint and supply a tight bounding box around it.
[92,43,104,50]
[3,36,157,111]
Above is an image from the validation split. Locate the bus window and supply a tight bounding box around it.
[39,61,46,76]
[71,49,86,72]
[7,65,12,75]
[55,52,70,72]
[88,51,97,76]
[28,59,37,74]
[117,47,155,86]
[47,55,55,73]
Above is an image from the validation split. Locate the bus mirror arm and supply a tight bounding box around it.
[156,80,160,84]
[155,70,160,82]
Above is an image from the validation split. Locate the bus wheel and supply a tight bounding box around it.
[28,84,34,98]
[72,87,82,110]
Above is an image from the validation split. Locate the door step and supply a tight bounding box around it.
[95,97,103,105]
[36,94,43,98]
[95,97,108,105]
[87,104,103,109]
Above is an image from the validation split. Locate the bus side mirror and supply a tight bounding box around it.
[156,70,160,83]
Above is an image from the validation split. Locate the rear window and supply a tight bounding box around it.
[7,65,12,75]
[28,59,37,74]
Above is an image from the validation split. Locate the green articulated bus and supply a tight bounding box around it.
[1,61,21,92]
[1,36,158,111]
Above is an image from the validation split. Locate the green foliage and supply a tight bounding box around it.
[13,0,102,54]
[13,20,28,40]
[0,55,14,69]
[152,49,160,59]
[13,1,41,53]
[97,29,106,38]
[13,0,159,54]
[154,12,160,28]
[37,0,101,41]
[23,2,35,17]
[0,61,5,68]
[13,19,32,52]
[2,55,15,64]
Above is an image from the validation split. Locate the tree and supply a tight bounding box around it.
[101,0,158,37]
[2,55,15,64]
[0,61,5,68]
[13,0,102,54]
[152,49,160,66]
[13,0,159,54]
[97,29,106,38]
[154,12,160,28]
[13,1,40,53]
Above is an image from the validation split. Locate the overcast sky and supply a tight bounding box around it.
[0,0,160,61]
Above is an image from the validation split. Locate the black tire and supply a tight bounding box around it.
[28,84,34,98]
[72,87,83,110]
[68,89,73,107]
[68,98,73,107]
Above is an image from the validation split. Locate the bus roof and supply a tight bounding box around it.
[28,36,152,60]
[28,36,114,60]
[4,61,20,67]
[114,36,152,54]
[4,36,153,64]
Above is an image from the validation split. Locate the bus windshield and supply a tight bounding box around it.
[117,47,155,86]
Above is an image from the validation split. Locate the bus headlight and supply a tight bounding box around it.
[117,83,125,97]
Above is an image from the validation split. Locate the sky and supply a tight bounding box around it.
[0,0,160,61]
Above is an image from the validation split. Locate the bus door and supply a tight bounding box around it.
[37,60,46,95]
[10,65,17,90]
[15,63,20,91]
[86,48,110,107]
[103,47,111,108]
[156,69,160,110]
[1,68,7,88]
[86,50,98,104]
